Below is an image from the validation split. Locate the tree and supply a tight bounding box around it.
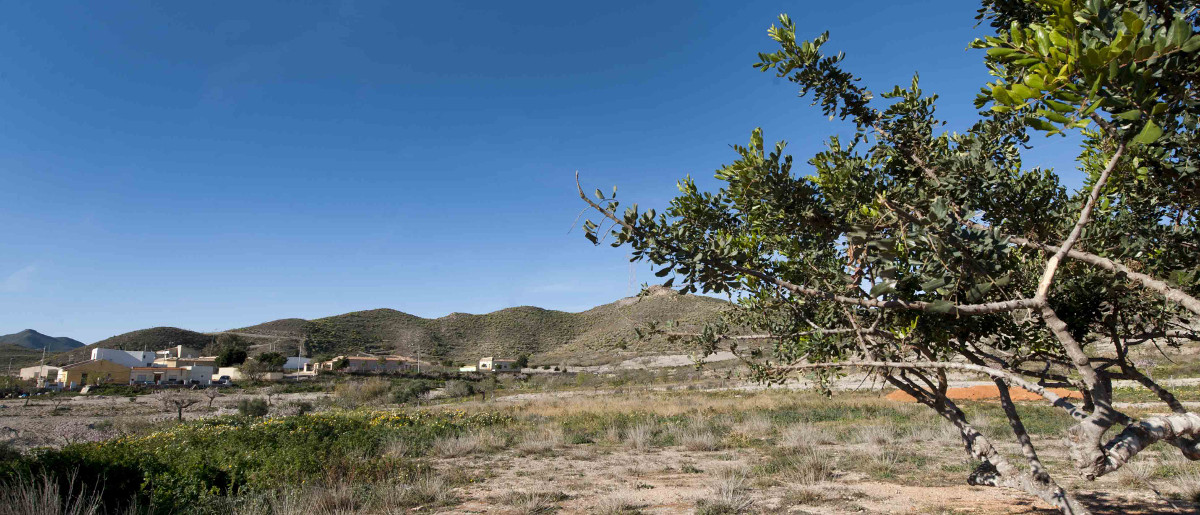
[206,334,248,357]
[157,390,200,422]
[579,3,1200,513]
[204,387,220,410]
[215,347,247,368]
[514,354,530,369]
[256,352,288,369]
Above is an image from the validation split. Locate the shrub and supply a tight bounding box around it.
[391,379,436,404]
[443,380,474,398]
[2,410,512,512]
[237,398,269,418]
[333,378,391,407]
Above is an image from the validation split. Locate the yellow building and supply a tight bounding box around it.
[59,359,131,388]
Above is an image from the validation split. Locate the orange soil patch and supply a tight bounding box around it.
[886,384,1084,402]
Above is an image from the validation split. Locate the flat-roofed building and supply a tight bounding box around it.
[59,359,131,389]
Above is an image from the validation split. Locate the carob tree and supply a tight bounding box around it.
[579,1,1200,513]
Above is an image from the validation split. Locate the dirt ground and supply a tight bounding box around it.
[436,437,1188,514]
[4,374,1200,514]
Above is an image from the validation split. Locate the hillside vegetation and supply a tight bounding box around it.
[50,327,213,365]
[27,290,730,368]
[0,343,44,369]
[241,288,731,364]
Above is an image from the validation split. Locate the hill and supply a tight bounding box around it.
[50,327,214,366]
[0,329,84,352]
[231,287,733,365]
[0,343,45,369]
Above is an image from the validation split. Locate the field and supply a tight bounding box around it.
[3,364,1200,514]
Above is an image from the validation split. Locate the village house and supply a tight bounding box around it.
[18,364,60,384]
[478,357,518,372]
[130,365,212,385]
[59,359,131,389]
[315,355,417,374]
[92,348,156,368]
[155,345,199,359]
[154,356,218,368]
[283,356,311,371]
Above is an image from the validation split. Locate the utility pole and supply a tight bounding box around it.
[38,344,47,389]
[416,341,421,374]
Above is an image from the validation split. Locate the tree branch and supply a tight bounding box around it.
[781,360,1086,419]
[1035,142,1126,299]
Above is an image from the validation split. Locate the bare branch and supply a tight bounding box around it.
[781,360,1086,420]
[1035,142,1126,299]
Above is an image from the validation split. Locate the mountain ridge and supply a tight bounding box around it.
[0,329,84,352]
[30,289,730,368]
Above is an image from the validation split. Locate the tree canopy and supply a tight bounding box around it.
[580,1,1200,513]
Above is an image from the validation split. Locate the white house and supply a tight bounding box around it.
[478,357,518,372]
[92,348,157,369]
[283,356,311,371]
[18,364,60,382]
[155,345,199,359]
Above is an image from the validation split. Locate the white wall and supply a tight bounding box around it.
[187,365,214,385]
[92,348,156,368]
[283,357,311,371]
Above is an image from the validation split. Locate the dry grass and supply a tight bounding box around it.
[515,425,565,455]
[754,447,835,485]
[625,422,657,451]
[695,468,754,514]
[733,413,773,437]
[0,474,103,515]
[594,494,646,515]
[431,430,506,457]
[777,423,834,449]
[498,490,570,514]
[676,426,724,451]
[332,377,391,407]
[850,424,897,446]
[234,475,458,515]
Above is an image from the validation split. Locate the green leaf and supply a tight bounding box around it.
[594,189,604,200]
[869,282,896,298]
[927,300,956,314]
[1115,109,1141,120]
[1183,35,1200,53]
[1043,99,1074,113]
[1121,11,1144,34]
[1132,119,1162,144]
[920,278,947,291]
[1027,118,1057,132]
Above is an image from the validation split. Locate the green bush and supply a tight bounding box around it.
[391,378,437,404]
[237,398,269,417]
[0,410,512,513]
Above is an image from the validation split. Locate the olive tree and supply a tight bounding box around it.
[579,1,1199,512]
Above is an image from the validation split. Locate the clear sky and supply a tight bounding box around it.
[0,1,1083,343]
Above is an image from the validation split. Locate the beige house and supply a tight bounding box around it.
[478,357,518,372]
[18,365,60,383]
[129,366,209,385]
[59,359,131,389]
[316,355,417,374]
[155,356,217,368]
[155,345,199,359]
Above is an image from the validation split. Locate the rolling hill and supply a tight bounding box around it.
[23,288,732,369]
[50,327,215,366]
[0,329,84,352]
[232,287,732,364]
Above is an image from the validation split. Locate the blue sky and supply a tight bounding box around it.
[0,1,1083,343]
